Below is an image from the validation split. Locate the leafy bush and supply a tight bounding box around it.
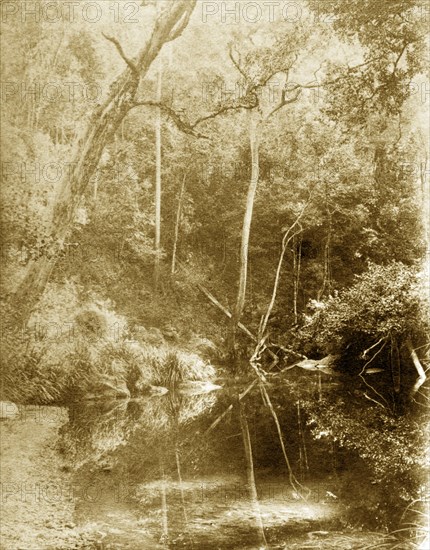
[2,332,216,405]
[300,262,428,356]
[100,342,216,395]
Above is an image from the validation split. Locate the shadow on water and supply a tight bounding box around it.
[59,365,428,549]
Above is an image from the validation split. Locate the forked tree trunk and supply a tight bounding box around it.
[230,110,261,347]
[8,0,196,324]
[251,203,307,360]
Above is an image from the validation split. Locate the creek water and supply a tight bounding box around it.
[58,370,427,549]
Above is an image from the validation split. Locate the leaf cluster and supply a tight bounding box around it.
[301,262,429,354]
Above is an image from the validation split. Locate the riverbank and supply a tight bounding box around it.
[0,405,98,549]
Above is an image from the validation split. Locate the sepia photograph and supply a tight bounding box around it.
[0,1,429,548]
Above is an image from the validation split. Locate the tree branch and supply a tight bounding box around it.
[392,41,409,72]
[193,95,259,126]
[406,338,427,397]
[253,197,311,361]
[229,43,248,81]
[132,40,301,139]
[362,336,388,359]
[358,43,410,108]
[131,42,299,138]
[358,340,391,409]
[130,92,259,140]
[102,33,138,75]
[266,87,302,119]
[287,54,387,93]
[132,100,210,139]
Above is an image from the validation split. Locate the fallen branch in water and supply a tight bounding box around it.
[406,338,427,397]
[196,282,257,343]
[363,392,387,410]
[184,267,278,361]
[184,357,280,451]
[201,376,261,436]
[269,343,308,361]
[177,259,289,362]
[362,336,387,359]
[358,339,390,410]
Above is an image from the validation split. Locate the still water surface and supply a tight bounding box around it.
[60,372,426,549]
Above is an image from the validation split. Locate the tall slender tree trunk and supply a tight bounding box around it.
[154,60,163,289]
[421,156,430,300]
[318,210,332,301]
[6,1,196,324]
[171,173,186,275]
[293,235,302,325]
[230,110,261,348]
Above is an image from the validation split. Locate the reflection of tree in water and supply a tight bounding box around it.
[59,391,218,471]
[59,375,428,547]
[239,401,267,548]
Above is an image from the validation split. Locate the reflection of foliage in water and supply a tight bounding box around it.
[306,399,427,480]
[297,262,429,414]
[59,391,217,470]
[60,371,426,542]
[303,395,428,529]
[265,371,428,531]
[210,375,429,534]
[59,400,137,469]
[167,390,217,426]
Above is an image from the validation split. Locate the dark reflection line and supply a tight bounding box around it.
[239,401,268,550]
[166,387,195,548]
[159,456,169,545]
[174,449,189,524]
[183,360,281,461]
[259,382,310,500]
[173,410,194,548]
[297,400,309,480]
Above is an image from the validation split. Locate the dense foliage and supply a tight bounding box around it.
[0,2,428,542]
[301,262,429,355]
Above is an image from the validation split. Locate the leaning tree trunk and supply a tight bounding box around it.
[230,110,261,348]
[7,1,196,324]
